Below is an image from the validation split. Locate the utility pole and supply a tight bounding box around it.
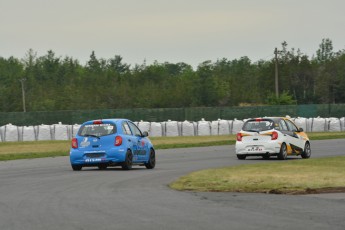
[274,48,279,98]
[19,78,26,112]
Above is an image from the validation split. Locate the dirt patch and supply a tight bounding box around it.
[268,187,345,195]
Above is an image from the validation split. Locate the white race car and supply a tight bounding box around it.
[235,117,311,160]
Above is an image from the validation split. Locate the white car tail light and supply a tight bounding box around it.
[271,131,278,140]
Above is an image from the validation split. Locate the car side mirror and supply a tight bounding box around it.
[298,127,304,132]
[142,131,149,137]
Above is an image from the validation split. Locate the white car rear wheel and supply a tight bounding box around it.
[262,154,270,160]
[237,154,246,160]
[277,143,287,160]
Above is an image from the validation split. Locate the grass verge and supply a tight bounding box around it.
[0,141,70,161]
[170,156,345,194]
[150,135,236,149]
[0,151,69,161]
[0,132,344,161]
[151,132,345,148]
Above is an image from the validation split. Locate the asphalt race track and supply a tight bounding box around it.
[0,139,344,230]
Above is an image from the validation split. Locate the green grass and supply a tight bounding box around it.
[0,151,69,161]
[307,132,345,140]
[170,156,345,194]
[0,141,70,161]
[151,132,345,148]
[0,132,344,161]
[150,135,236,149]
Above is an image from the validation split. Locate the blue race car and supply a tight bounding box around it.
[69,119,156,171]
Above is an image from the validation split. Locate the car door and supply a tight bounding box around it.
[127,121,148,161]
[277,119,295,154]
[121,121,139,160]
[285,119,305,152]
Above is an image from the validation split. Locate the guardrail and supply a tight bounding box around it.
[0,117,344,142]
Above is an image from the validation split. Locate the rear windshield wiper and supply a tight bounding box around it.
[84,134,100,139]
[245,129,261,133]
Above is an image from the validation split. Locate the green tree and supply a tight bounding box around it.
[107,55,130,75]
[314,38,336,104]
[0,57,24,111]
[316,38,334,63]
[86,51,101,73]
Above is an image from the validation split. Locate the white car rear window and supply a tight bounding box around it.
[243,120,274,132]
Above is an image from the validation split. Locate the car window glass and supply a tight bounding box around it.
[279,120,288,131]
[242,120,273,132]
[122,122,132,135]
[286,120,298,132]
[128,122,142,136]
[79,124,116,137]
[274,121,280,130]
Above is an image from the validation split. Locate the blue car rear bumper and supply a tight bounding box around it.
[70,148,127,166]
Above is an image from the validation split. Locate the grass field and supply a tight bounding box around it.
[0,132,344,161]
[170,156,345,194]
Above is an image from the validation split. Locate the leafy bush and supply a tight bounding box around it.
[266,91,296,105]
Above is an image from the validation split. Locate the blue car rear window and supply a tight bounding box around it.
[78,124,116,137]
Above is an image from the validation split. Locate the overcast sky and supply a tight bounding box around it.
[1,0,345,68]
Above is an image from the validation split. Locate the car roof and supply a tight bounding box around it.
[81,118,131,125]
[246,117,289,123]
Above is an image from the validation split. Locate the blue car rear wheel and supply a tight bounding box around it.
[72,164,82,171]
[121,150,133,170]
[145,149,156,169]
[98,164,108,170]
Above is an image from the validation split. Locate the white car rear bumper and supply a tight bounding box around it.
[235,141,281,155]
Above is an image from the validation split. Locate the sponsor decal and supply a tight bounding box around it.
[80,137,90,147]
[134,150,147,156]
[85,158,102,162]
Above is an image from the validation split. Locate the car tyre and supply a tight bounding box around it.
[262,154,270,160]
[301,142,311,159]
[98,164,108,170]
[72,165,82,171]
[237,154,246,160]
[122,150,133,170]
[277,143,288,160]
[145,149,156,169]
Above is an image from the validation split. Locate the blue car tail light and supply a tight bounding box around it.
[72,138,78,149]
[115,136,122,146]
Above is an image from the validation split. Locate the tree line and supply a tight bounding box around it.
[1,38,344,112]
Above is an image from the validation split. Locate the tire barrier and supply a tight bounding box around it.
[1,117,345,142]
